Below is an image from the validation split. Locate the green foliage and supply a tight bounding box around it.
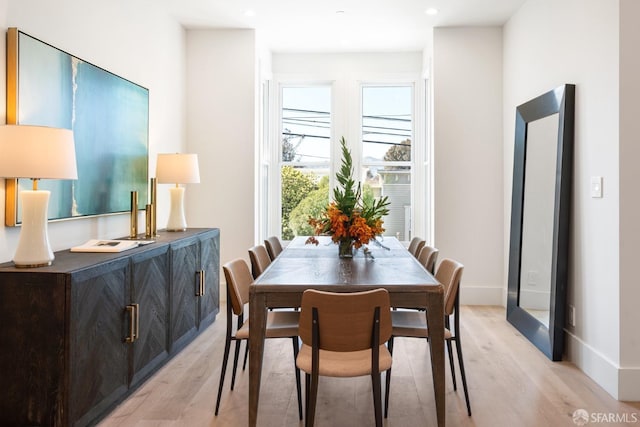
[333,137,390,223]
[289,176,329,236]
[281,166,317,240]
[333,136,360,217]
[307,137,390,244]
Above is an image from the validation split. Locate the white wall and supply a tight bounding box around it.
[504,0,638,400]
[185,29,256,269]
[433,27,504,305]
[618,0,640,400]
[0,0,185,264]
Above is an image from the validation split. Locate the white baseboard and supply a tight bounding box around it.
[618,366,640,401]
[566,330,640,401]
[459,285,504,306]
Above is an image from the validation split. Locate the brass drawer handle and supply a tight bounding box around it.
[200,270,206,296]
[125,305,135,343]
[125,303,141,343]
[134,303,140,341]
[196,270,206,296]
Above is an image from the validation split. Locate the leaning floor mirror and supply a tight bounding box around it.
[506,84,575,361]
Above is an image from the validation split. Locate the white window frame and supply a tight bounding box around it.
[262,72,430,244]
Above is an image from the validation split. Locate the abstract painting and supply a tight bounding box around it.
[5,28,149,225]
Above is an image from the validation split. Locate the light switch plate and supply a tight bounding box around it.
[591,176,603,198]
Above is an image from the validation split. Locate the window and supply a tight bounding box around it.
[279,86,331,240]
[361,85,413,240]
[263,63,428,244]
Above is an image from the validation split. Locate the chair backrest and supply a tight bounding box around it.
[222,259,253,316]
[407,237,425,258]
[248,245,271,279]
[417,245,439,274]
[264,236,284,260]
[435,258,464,316]
[298,288,392,352]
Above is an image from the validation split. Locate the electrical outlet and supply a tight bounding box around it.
[568,305,576,327]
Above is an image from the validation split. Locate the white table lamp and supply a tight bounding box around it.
[0,125,78,267]
[156,153,200,231]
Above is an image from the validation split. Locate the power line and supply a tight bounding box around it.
[283,132,411,147]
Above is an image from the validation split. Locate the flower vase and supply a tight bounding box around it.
[338,238,354,258]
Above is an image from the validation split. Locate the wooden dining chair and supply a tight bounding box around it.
[407,237,425,258]
[296,288,392,427]
[384,258,471,417]
[248,244,272,279]
[264,236,284,260]
[416,244,439,274]
[215,259,303,420]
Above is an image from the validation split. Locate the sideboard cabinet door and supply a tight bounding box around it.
[198,229,220,329]
[169,236,200,351]
[170,229,220,352]
[129,244,170,388]
[69,258,130,427]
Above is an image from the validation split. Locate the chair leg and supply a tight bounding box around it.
[304,372,310,421]
[306,371,319,427]
[230,338,242,390]
[371,372,383,427]
[384,337,394,418]
[242,339,249,370]
[214,335,232,415]
[292,337,303,420]
[454,338,472,416]
[446,338,457,390]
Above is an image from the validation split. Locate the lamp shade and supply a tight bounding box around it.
[0,125,78,179]
[156,153,200,184]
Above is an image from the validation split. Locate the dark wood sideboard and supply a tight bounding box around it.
[0,228,220,427]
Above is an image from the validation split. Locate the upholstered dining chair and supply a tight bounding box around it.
[296,288,392,427]
[406,237,425,258]
[248,244,272,279]
[416,244,439,274]
[384,258,471,417]
[264,236,284,260]
[215,259,303,420]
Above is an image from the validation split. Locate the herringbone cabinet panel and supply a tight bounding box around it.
[199,231,220,327]
[131,246,170,388]
[70,259,130,426]
[170,239,200,349]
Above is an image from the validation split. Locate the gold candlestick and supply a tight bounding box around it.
[150,177,158,236]
[130,191,138,239]
[145,204,152,238]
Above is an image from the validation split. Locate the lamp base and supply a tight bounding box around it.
[166,186,187,232]
[13,190,54,268]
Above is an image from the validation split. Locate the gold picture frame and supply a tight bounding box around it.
[5,28,149,226]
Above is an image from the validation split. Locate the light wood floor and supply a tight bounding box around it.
[98,305,640,426]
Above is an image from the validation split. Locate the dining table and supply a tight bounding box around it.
[248,235,445,426]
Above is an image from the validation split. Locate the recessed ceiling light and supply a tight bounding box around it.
[244,9,256,17]
[425,8,438,16]
[336,10,346,14]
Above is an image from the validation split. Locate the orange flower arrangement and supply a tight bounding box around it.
[306,137,389,255]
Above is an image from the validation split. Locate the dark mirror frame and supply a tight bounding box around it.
[506,84,575,361]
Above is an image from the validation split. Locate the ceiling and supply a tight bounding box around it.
[170,0,527,53]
